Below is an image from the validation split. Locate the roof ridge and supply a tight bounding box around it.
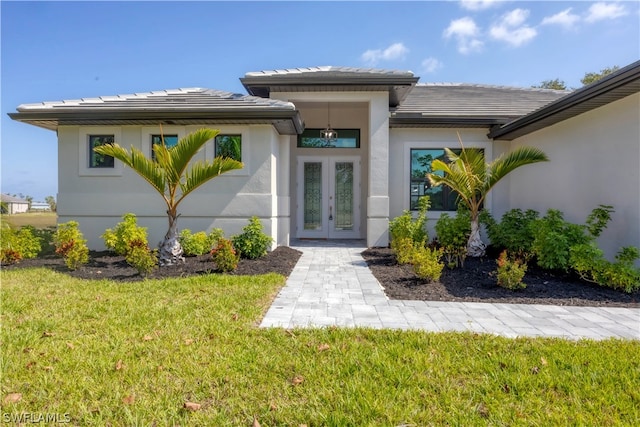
[415,82,571,93]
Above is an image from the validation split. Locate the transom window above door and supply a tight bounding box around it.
[298,129,360,148]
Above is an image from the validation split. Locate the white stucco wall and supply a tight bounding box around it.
[57,124,285,250]
[507,93,640,261]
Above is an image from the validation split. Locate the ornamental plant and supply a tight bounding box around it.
[125,238,158,277]
[232,217,273,259]
[390,196,430,252]
[496,250,527,290]
[480,208,539,261]
[0,222,42,264]
[53,221,89,270]
[435,208,471,268]
[570,244,640,293]
[179,228,224,256]
[412,246,444,282]
[210,238,239,272]
[93,128,243,266]
[102,213,149,256]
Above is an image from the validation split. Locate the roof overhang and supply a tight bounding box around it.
[489,60,640,140]
[390,115,515,128]
[241,66,419,107]
[8,109,305,135]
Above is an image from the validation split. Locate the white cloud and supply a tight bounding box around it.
[585,2,627,23]
[460,0,503,11]
[361,43,409,65]
[421,57,443,73]
[489,8,537,47]
[443,17,484,54]
[541,8,581,29]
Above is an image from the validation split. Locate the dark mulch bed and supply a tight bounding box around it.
[362,247,639,308]
[2,246,302,282]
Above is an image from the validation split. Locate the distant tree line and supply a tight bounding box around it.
[533,66,620,91]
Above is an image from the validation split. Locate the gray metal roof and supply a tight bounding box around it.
[241,66,419,107]
[390,84,570,128]
[9,88,304,135]
[489,60,640,140]
[1,194,28,203]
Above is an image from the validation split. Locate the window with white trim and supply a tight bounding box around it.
[89,135,115,168]
[214,134,242,161]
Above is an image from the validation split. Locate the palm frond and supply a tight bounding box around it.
[168,129,220,183]
[94,144,166,195]
[177,157,243,203]
[486,146,549,190]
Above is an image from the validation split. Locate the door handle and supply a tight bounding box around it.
[329,205,333,221]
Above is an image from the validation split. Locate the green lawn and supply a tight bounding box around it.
[3,212,57,229]
[2,268,639,425]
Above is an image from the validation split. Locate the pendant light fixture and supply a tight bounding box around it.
[320,102,338,146]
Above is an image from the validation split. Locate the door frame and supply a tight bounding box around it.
[296,155,361,239]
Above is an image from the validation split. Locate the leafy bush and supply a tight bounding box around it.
[125,239,157,277]
[210,238,239,272]
[232,217,273,259]
[53,221,89,270]
[570,244,640,293]
[531,209,590,271]
[496,250,527,290]
[481,208,539,261]
[412,247,444,282]
[102,213,148,256]
[179,228,224,256]
[390,196,430,251]
[435,208,470,268]
[0,222,42,264]
[585,204,614,238]
[393,237,417,265]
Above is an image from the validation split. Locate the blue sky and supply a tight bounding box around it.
[2,0,638,201]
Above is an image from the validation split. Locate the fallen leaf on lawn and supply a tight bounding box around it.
[291,375,304,386]
[184,339,194,345]
[541,357,548,366]
[476,403,489,418]
[531,366,540,374]
[42,331,55,338]
[43,366,54,371]
[23,347,33,354]
[269,402,278,411]
[253,417,261,427]
[232,313,239,321]
[183,401,201,411]
[25,361,36,369]
[3,393,22,404]
[122,394,135,405]
[143,335,154,341]
[66,342,74,349]
[317,343,330,352]
[115,360,124,371]
[285,330,296,338]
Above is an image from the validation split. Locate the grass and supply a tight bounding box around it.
[3,212,57,229]
[2,268,640,426]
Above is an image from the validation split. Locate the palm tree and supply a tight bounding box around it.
[428,140,548,257]
[94,128,243,265]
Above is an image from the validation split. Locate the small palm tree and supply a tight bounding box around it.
[94,128,243,265]
[428,140,548,257]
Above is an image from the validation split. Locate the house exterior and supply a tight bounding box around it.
[1,194,29,214]
[9,61,640,261]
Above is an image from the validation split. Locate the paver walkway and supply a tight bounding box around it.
[261,240,640,340]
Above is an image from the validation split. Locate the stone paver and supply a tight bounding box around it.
[260,240,640,340]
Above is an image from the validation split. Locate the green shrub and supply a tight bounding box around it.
[102,213,148,256]
[53,221,89,270]
[481,208,539,261]
[570,244,640,293]
[412,246,444,282]
[585,204,614,238]
[0,222,42,264]
[496,250,527,290]
[179,228,224,256]
[125,239,157,277]
[531,209,590,271]
[393,237,417,265]
[211,238,239,272]
[435,208,470,268]
[232,217,273,259]
[390,196,430,251]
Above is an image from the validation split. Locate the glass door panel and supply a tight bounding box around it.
[333,162,354,231]
[303,162,323,230]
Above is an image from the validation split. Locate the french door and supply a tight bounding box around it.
[296,156,361,239]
